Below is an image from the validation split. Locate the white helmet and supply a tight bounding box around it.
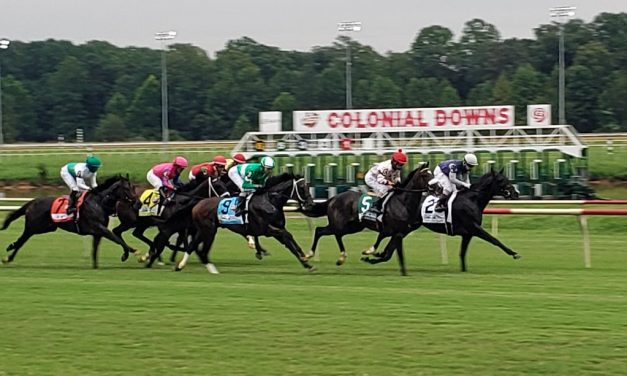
[463,153,478,166]
[260,156,275,169]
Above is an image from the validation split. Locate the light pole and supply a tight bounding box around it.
[549,6,576,125]
[337,21,362,109]
[0,38,10,145]
[154,30,177,147]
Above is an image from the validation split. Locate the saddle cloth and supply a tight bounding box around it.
[50,192,87,223]
[420,191,458,233]
[139,189,161,217]
[217,197,246,225]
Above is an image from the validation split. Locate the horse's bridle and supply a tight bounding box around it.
[290,178,307,202]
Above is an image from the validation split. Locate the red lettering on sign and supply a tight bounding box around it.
[450,109,461,125]
[403,112,415,127]
[368,112,378,127]
[328,113,339,128]
[463,108,481,125]
[341,112,352,128]
[498,108,509,124]
[381,111,393,127]
[435,110,447,126]
[416,111,428,126]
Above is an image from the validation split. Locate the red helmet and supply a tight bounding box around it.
[173,156,188,168]
[212,155,227,166]
[392,149,408,165]
[233,153,247,164]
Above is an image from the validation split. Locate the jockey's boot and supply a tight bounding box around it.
[233,193,248,217]
[434,193,450,212]
[372,195,384,214]
[66,191,79,217]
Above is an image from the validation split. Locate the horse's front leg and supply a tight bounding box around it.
[253,236,270,260]
[471,223,521,260]
[269,225,315,271]
[96,224,138,262]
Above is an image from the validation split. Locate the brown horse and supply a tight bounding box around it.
[167,173,315,274]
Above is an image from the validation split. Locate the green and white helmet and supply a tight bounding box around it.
[260,156,275,169]
[86,156,102,169]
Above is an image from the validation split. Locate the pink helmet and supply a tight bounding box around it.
[212,155,227,166]
[173,156,188,168]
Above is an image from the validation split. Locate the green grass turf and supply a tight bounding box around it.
[2,214,627,375]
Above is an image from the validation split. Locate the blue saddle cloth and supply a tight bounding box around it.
[217,197,245,225]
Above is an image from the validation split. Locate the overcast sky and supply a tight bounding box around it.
[2,0,625,56]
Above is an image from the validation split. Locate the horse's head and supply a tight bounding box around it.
[265,173,314,210]
[401,161,433,190]
[491,168,519,200]
[291,176,314,210]
[111,175,139,205]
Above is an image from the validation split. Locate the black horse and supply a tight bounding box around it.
[163,173,315,273]
[1,176,139,268]
[363,169,521,272]
[113,176,230,262]
[303,163,432,274]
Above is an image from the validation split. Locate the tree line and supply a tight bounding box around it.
[1,13,625,143]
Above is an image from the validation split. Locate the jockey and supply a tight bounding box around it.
[147,156,188,199]
[429,153,478,211]
[60,155,102,216]
[229,156,275,217]
[364,149,407,212]
[225,153,247,171]
[188,155,227,181]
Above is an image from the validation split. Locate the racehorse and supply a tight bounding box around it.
[1,175,139,268]
[303,163,432,274]
[362,168,521,272]
[113,176,230,262]
[163,173,315,273]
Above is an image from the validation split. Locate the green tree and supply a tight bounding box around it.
[94,114,128,141]
[599,70,627,129]
[125,75,161,140]
[0,75,36,142]
[47,56,89,140]
[466,81,495,105]
[229,114,252,139]
[271,92,297,131]
[492,73,513,105]
[511,64,545,123]
[368,76,402,108]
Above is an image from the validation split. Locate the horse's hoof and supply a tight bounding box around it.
[121,253,129,262]
[362,246,375,256]
[336,255,347,266]
[173,266,182,272]
[513,254,521,260]
[206,263,219,274]
[255,253,263,260]
[1,257,9,264]
[360,256,369,263]
[308,265,317,273]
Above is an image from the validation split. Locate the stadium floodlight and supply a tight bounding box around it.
[154,31,177,148]
[337,22,362,109]
[549,6,576,125]
[0,38,10,145]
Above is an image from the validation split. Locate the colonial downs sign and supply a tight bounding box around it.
[293,105,514,132]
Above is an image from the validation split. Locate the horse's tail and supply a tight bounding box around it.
[301,199,330,218]
[1,201,32,230]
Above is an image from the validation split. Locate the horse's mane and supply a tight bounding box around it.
[92,175,124,193]
[472,170,500,191]
[396,168,417,189]
[265,172,300,188]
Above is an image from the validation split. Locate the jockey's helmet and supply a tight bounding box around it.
[392,149,408,165]
[260,156,275,169]
[233,153,247,164]
[212,155,227,166]
[463,153,478,167]
[173,156,188,168]
[86,156,102,172]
